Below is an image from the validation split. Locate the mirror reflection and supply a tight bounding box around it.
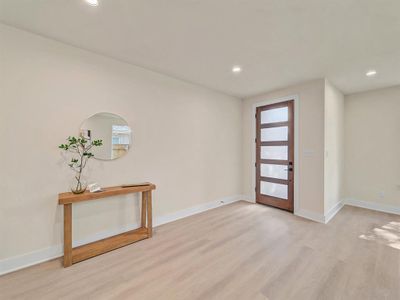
[80,112,131,160]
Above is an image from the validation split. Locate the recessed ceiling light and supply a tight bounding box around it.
[366,70,377,77]
[232,65,242,74]
[85,0,99,6]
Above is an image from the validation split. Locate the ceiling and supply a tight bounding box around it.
[1,0,400,98]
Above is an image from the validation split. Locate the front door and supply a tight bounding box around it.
[255,100,294,212]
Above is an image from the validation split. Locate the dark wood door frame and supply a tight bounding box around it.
[255,100,294,212]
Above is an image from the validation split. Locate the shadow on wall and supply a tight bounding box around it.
[359,221,400,250]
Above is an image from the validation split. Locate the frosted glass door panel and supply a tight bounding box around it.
[260,181,288,199]
[261,126,288,142]
[261,146,288,160]
[261,107,288,124]
[260,164,288,180]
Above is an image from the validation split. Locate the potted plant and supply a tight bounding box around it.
[59,136,103,194]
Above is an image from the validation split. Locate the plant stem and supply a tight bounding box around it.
[75,150,84,192]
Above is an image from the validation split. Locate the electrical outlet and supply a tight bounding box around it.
[379,191,385,199]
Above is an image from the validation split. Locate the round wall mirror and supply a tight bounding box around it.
[80,112,132,160]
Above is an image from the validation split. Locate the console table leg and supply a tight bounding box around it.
[63,203,72,267]
[147,191,152,237]
[141,192,147,228]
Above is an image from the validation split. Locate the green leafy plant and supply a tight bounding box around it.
[59,136,103,193]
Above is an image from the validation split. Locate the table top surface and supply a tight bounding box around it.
[58,183,156,204]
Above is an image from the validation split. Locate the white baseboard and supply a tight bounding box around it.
[0,195,244,276]
[0,245,63,277]
[344,198,400,215]
[237,196,343,224]
[240,194,255,203]
[324,201,344,224]
[245,195,326,223]
[292,203,344,224]
[154,195,243,226]
[294,209,325,223]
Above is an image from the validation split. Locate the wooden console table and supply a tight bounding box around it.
[58,183,156,267]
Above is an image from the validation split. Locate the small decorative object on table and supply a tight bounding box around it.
[59,136,103,194]
[88,182,103,193]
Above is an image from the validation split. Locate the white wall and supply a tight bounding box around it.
[344,86,400,209]
[324,80,344,216]
[242,79,326,218]
[6,18,398,276]
[0,24,242,271]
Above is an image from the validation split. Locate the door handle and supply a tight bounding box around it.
[287,161,293,172]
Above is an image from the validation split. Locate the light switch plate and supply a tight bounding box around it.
[304,150,314,157]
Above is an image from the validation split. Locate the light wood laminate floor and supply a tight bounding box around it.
[1,201,400,300]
